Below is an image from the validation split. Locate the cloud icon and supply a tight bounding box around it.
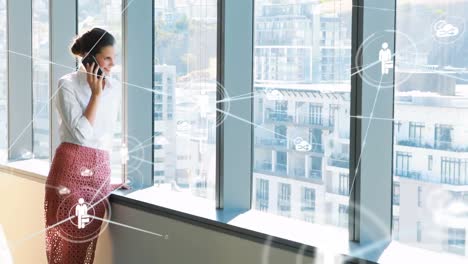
[266,89,284,101]
[80,168,94,177]
[177,121,192,131]
[434,20,459,38]
[57,186,71,196]
[294,137,312,152]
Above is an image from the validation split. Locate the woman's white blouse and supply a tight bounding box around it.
[55,69,120,152]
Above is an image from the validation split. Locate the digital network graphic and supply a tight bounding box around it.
[1,0,468,263]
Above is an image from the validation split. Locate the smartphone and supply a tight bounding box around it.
[82,55,104,78]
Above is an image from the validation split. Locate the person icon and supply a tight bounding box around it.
[75,198,90,229]
[378,42,393,75]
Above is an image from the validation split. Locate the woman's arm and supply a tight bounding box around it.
[83,95,100,125]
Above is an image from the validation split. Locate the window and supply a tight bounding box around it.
[0,0,6,163]
[338,204,348,228]
[393,217,400,240]
[441,157,468,185]
[395,151,411,177]
[417,186,422,208]
[394,0,468,257]
[301,187,316,222]
[338,173,349,196]
[408,122,424,146]
[277,183,291,217]
[256,178,269,211]
[78,0,123,180]
[435,125,453,150]
[328,104,339,129]
[417,221,422,242]
[153,0,217,199]
[448,228,466,255]
[276,151,287,174]
[32,0,49,159]
[309,103,323,125]
[428,155,433,171]
[393,182,400,206]
[253,0,351,229]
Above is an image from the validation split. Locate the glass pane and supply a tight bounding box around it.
[78,0,123,180]
[32,0,50,159]
[153,0,217,200]
[252,0,352,231]
[0,0,6,163]
[394,0,468,257]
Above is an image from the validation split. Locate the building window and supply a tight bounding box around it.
[393,182,400,206]
[395,151,412,177]
[309,128,323,152]
[338,204,348,228]
[434,124,453,150]
[417,186,422,207]
[417,221,422,242]
[301,187,316,212]
[339,173,349,196]
[328,104,339,129]
[408,122,424,146]
[256,179,269,211]
[448,228,466,255]
[394,120,402,133]
[275,151,287,174]
[277,183,291,217]
[393,217,400,240]
[309,103,323,125]
[441,157,468,185]
[428,155,433,171]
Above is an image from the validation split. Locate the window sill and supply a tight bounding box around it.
[0,159,49,183]
[1,163,466,264]
[112,186,468,264]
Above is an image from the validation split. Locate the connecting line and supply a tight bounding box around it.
[349,74,384,197]
[88,216,165,238]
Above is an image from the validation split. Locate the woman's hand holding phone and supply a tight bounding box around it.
[85,62,104,97]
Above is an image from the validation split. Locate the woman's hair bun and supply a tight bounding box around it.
[70,38,82,56]
[69,28,115,57]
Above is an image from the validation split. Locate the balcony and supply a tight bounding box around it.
[254,161,273,174]
[264,110,294,124]
[308,169,322,181]
[255,136,288,149]
[327,186,349,196]
[397,139,468,153]
[394,169,467,185]
[328,154,349,169]
[396,139,431,149]
[290,167,305,177]
[296,115,323,127]
[275,163,288,175]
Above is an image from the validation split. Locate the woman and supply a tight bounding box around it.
[44,28,124,264]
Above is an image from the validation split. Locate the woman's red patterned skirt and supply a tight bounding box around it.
[44,142,113,264]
